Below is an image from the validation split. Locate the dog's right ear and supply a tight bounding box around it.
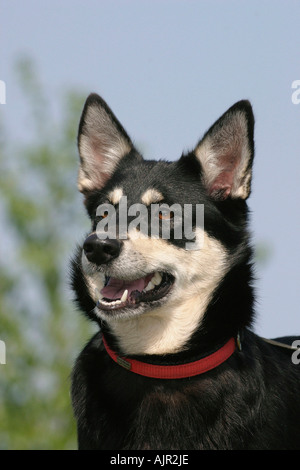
[77,93,134,194]
[194,100,255,200]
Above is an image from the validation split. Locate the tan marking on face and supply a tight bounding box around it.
[107,230,229,355]
[141,188,164,205]
[82,223,229,356]
[81,251,106,302]
[107,187,124,205]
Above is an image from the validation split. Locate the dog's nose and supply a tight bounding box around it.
[83,234,122,265]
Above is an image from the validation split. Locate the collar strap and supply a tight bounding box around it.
[102,335,236,379]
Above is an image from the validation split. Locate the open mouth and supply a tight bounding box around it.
[97,271,174,311]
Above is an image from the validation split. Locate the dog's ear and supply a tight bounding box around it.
[194,100,254,200]
[77,93,134,194]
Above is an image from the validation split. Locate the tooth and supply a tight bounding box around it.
[121,289,128,303]
[152,272,162,286]
[145,281,155,292]
[98,298,122,307]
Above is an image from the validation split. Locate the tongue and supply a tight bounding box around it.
[100,274,153,300]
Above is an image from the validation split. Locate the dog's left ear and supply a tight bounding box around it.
[194,100,254,200]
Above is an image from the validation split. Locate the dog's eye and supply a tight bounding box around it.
[98,210,109,219]
[159,209,174,220]
[93,210,109,229]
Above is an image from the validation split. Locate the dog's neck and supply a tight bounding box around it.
[106,289,213,356]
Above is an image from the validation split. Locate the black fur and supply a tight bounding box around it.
[70,95,300,450]
[71,330,300,450]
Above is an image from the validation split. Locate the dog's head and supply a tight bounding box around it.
[72,94,254,355]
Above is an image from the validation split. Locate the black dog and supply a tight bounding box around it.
[71,94,300,450]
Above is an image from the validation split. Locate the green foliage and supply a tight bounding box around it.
[0,58,94,449]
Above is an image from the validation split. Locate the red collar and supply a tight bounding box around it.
[102,335,236,379]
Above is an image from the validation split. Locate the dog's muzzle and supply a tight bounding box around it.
[82,234,175,313]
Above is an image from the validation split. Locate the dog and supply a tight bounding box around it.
[70,93,300,450]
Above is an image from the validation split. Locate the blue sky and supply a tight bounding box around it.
[1,0,300,337]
